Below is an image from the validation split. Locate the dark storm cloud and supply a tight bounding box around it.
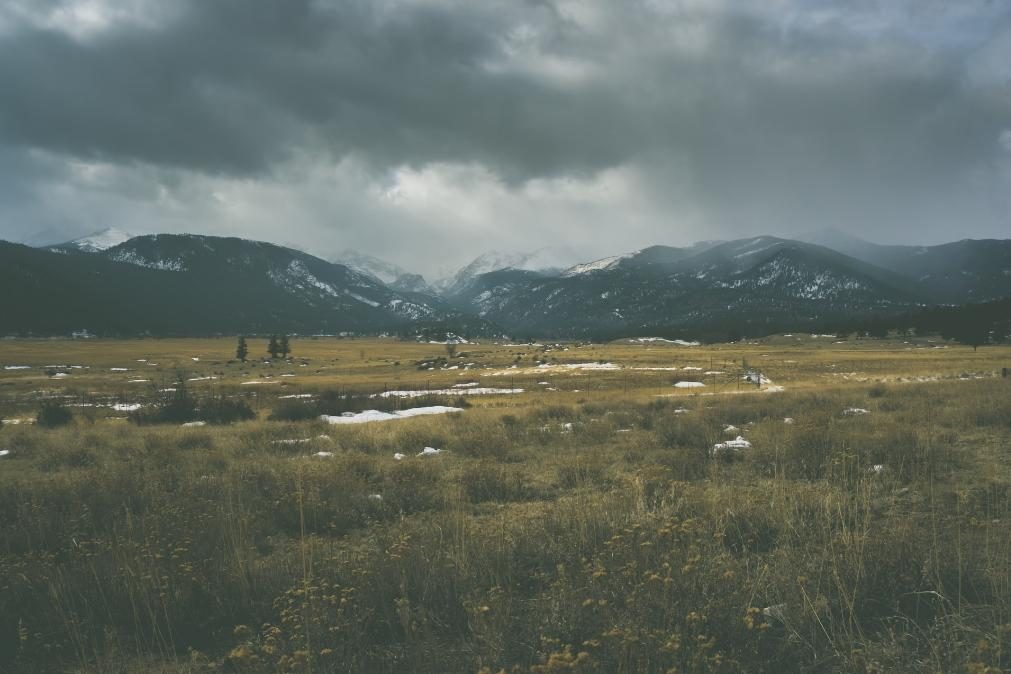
[1,0,1010,263]
[0,0,649,177]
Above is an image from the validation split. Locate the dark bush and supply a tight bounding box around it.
[36,401,73,428]
[269,399,319,422]
[199,396,256,424]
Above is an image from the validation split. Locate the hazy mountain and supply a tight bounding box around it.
[449,237,925,338]
[437,247,580,295]
[0,235,483,336]
[330,249,434,294]
[3,230,1008,338]
[802,229,1011,303]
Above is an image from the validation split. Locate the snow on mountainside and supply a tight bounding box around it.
[447,237,924,338]
[331,249,434,294]
[331,249,410,285]
[562,254,628,276]
[440,248,580,295]
[1,234,489,335]
[55,227,134,253]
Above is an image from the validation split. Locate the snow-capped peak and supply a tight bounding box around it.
[438,247,580,293]
[62,227,134,252]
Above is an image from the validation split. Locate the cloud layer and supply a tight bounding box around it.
[2,0,1010,276]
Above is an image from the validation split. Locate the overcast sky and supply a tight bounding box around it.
[1,0,1009,277]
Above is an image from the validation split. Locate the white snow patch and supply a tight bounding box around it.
[181,421,206,427]
[712,436,751,456]
[376,387,522,398]
[320,406,463,425]
[674,381,706,388]
[562,254,626,276]
[843,408,870,416]
[417,446,443,457]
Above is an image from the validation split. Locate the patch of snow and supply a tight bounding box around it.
[843,408,870,416]
[394,453,406,461]
[712,436,751,456]
[417,446,443,457]
[320,406,463,425]
[562,254,627,276]
[108,249,184,271]
[4,365,30,370]
[112,403,142,411]
[630,337,700,346]
[376,387,522,398]
[181,421,206,427]
[674,381,705,388]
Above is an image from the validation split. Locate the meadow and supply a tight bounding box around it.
[1,335,1009,673]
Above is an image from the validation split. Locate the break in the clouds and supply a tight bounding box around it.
[1,0,1010,277]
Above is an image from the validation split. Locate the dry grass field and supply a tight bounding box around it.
[1,335,1010,673]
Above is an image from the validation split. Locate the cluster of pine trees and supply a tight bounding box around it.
[234,335,291,362]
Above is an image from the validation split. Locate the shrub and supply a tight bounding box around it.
[199,396,256,425]
[460,463,532,503]
[36,401,73,428]
[268,399,319,422]
[555,457,609,489]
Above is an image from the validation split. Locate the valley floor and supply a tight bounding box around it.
[1,336,1009,672]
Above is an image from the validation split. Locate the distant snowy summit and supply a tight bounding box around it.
[437,247,582,294]
[330,249,434,294]
[53,227,134,253]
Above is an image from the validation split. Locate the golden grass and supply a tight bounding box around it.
[0,336,1010,672]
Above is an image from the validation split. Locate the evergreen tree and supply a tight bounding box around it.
[236,335,248,362]
[279,334,290,358]
[267,335,280,359]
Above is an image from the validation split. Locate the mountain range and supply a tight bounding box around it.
[1,228,1008,338]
